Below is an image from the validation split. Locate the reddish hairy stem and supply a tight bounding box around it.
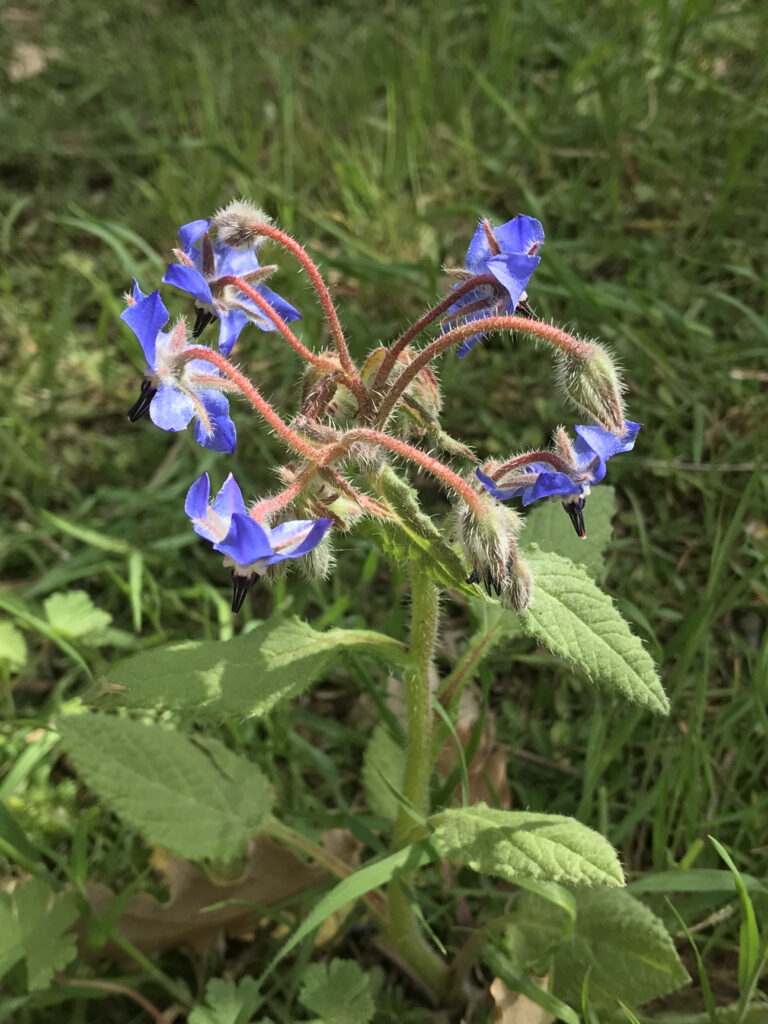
[181,346,321,461]
[325,428,487,516]
[217,274,326,369]
[371,273,498,395]
[247,223,367,408]
[494,450,573,480]
[375,316,594,428]
[250,465,318,522]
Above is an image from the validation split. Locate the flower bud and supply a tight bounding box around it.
[296,534,336,580]
[212,198,272,252]
[555,341,625,435]
[456,497,533,610]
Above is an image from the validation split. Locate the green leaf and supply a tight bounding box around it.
[628,868,768,896]
[0,879,78,990]
[0,621,27,670]
[710,836,762,994]
[44,591,113,639]
[299,959,375,1024]
[519,547,669,715]
[368,466,478,596]
[507,887,690,1007]
[258,842,432,986]
[521,486,615,581]
[188,977,263,1024]
[58,713,274,861]
[362,725,406,821]
[99,616,410,719]
[429,805,623,887]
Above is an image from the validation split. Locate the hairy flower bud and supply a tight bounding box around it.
[456,498,531,608]
[296,534,336,580]
[555,340,625,435]
[212,199,272,252]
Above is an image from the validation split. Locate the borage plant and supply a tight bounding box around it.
[55,202,690,1021]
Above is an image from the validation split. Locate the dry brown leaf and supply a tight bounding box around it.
[437,687,511,809]
[84,835,328,963]
[8,42,61,82]
[490,975,553,1024]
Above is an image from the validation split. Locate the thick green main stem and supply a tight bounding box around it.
[384,563,447,999]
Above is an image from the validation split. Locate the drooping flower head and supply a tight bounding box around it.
[121,281,236,453]
[476,421,641,537]
[185,472,333,610]
[445,215,544,358]
[162,219,301,356]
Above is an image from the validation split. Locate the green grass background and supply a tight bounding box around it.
[1,0,767,1017]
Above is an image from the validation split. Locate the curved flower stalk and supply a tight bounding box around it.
[122,281,236,452]
[163,218,301,355]
[445,215,544,357]
[185,472,331,610]
[476,421,641,537]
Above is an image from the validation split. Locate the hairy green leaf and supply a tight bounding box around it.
[188,977,264,1024]
[58,714,274,861]
[299,959,376,1024]
[362,725,406,821]
[368,466,478,595]
[521,486,615,581]
[0,879,78,991]
[44,590,113,639]
[98,616,410,719]
[507,887,690,1007]
[429,805,623,887]
[519,547,668,714]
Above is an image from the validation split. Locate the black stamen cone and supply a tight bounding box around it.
[517,298,539,321]
[127,378,157,422]
[231,571,258,613]
[466,567,502,597]
[563,498,586,539]
[193,307,217,338]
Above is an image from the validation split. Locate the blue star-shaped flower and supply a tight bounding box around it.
[122,281,236,453]
[162,219,301,356]
[185,472,332,610]
[476,421,641,537]
[446,215,544,358]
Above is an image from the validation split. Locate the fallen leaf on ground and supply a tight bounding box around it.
[85,835,329,962]
[8,42,61,82]
[437,687,511,809]
[490,976,552,1024]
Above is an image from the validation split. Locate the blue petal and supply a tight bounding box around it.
[218,309,249,356]
[214,512,274,565]
[573,421,641,467]
[211,473,246,521]
[130,278,148,303]
[474,467,528,501]
[185,473,211,521]
[162,263,214,306]
[465,220,493,273]
[494,215,545,256]
[487,252,540,309]
[194,390,237,453]
[178,219,211,250]
[267,518,332,563]
[214,243,261,278]
[121,289,169,366]
[149,384,195,432]
[252,284,302,326]
[523,471,581,505]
